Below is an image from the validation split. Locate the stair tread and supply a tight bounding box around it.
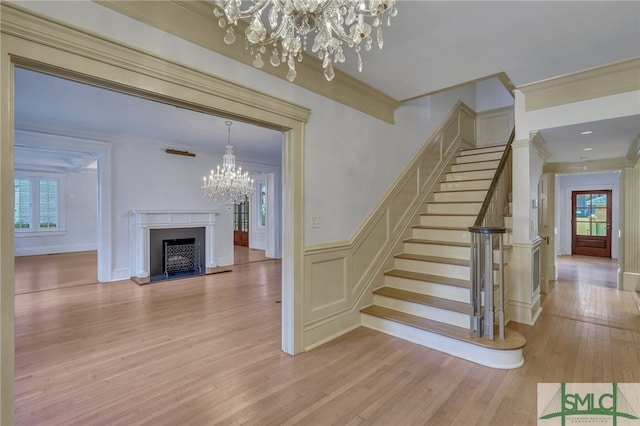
[446,168,497,174]
[427,201,482,204]
[404,238,470,248]
[451,159,499,165]
[396,253,470,266]
[412,225,468,230]
[418,213,476,217]
[395,253,502,269]
[440,178,493,183]
[433,189,488,194]
[384,269,470,288]
[361,305,526,350]
[374,287,469,314]
[460,143,507,153]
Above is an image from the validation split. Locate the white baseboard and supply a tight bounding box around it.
[507,297,542,326]
[622,272,640,291]
[14,243,97,257]
[111,268,131,282]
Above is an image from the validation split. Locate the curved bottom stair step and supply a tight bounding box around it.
[361,305,526,369]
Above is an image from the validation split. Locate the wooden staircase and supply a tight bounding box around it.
[361,144,526,369]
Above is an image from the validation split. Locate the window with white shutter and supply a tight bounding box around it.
[14,174,65,235]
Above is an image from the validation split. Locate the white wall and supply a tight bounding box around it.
[475,77,514,112]
[14,169,98,256]
[555,171,620,259]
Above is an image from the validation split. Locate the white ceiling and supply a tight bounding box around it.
[13,1,640,172]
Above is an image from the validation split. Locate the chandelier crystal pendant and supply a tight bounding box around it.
[213,0,398,82]
[202,121,255,205]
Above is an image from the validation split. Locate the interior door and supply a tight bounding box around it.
[233,199,249,247]
[571,190,612,257]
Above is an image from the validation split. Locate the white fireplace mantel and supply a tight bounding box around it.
[130,210,220,283]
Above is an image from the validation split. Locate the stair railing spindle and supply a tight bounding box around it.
[468,128,514,340]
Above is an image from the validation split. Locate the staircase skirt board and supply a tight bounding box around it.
[361,312,524,369]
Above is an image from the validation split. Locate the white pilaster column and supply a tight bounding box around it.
[622,163,640,290]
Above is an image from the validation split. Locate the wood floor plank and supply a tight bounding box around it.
[13,253,640,425]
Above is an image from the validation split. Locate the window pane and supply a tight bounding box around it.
[14,178,32,229]
[38,178,58,228]
[259,183,266,227]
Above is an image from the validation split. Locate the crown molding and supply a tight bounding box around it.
[95,0,399,123]
[518,57,640,111]
[626,133,640,166]
[401,72,515,103]
[543,157,629,174]
[530,131,551,161]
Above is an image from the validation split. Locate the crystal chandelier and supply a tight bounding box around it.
[213,0,398,82]
[202,121,255,205]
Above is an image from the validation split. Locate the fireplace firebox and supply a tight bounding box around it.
[163,238,201,277]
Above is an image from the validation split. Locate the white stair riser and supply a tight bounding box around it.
[440,180,491,191]
[456,152,503,164]
[361,314,524,369]
[412,228,471,242]
[394,258,470,280]
[373,295,470,329]
[384,276,470,303]
[419,215,475,227]
[426,203,482,215]
[450,160,500,172]
[434,191,486,202]
[461,146,506,155]
[404,242,470,260]
[444,169,496,181]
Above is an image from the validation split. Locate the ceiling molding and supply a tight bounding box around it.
[627,133,640,166]
[95,0,399,123]
[400,72,515,103]
[530,131,551,161]
[543,157,629,174]
[519,57,640,111]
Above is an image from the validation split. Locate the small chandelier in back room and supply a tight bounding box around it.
[202,121,255,205]
[213,0,398,82]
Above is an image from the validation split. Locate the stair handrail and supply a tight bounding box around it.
[473,128,515,229]
[468,127,515,341]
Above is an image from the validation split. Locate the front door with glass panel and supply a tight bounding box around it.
[571,190,612,257]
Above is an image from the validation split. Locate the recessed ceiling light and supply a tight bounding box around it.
[580,130,593,135]
[583,147,593,151]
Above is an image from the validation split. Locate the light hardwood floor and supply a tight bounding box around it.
[14,254,640,425]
